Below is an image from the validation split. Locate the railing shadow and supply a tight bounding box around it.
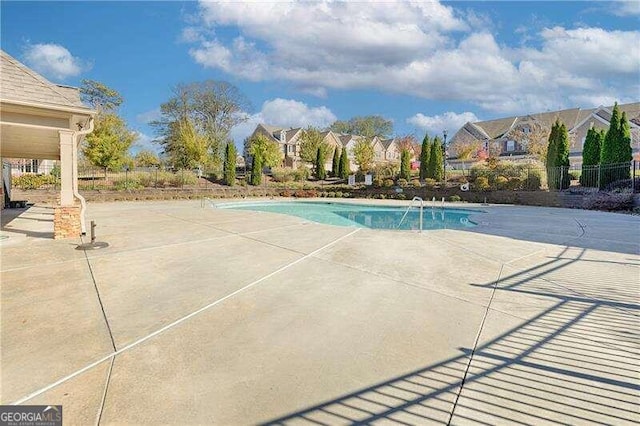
[262,248,640,425]
[0,205,55,240]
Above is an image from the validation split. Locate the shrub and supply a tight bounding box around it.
[395,193,407,200]
[583,192,634,211]
[524,168,543,190]
[112,176,143,190]
[271,167,296,183]
[50,164,61,179]
[474,176,490,191]
[424,178,437,189]
[397,178,408,187]
[449,195,462,202]
[447,174,467,184]
[507,177,523,190]
[294,165,310,182]
[12,174,57,189]
[327,191,336,198]
[293,189,318,198]
[383,179,395,188]
[372,162,399,180]
[170,171,198,187]
[410,179,422,188]
[496,175,509,190]
[603,177,640,192]
[373,176,384,188]
[138,171,178,187]
[334,191,343,198]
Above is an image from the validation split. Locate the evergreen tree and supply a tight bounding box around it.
[601,102,620,166]
[331,147,339,177]
[556,122,571,189]
[545,119,571,190]
[400,149,411,180]
[619,111,633,180]
[339,146,350,179]
[580,127,604,186]
[419,133,431,180]
[315,146,326,180]
[545,120,559,189]
[545,119,559,170]
[600,103,631,186]
[250,152,262,186]
[223,142,237,186]
[427,136,444,181]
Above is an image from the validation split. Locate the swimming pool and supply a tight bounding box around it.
[217,201,480,230]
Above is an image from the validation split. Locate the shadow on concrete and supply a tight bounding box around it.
[465,208,640,256]
[261,249,639,425]
[1,205,55,240]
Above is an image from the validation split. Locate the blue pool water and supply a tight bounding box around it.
[218,201,480,230]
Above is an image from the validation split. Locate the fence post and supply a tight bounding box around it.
[633,160,636,193]
[597,164,601,190]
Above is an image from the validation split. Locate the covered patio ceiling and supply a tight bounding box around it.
[0,49,95,237]
[1,100,93,160]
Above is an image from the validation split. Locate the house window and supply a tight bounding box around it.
[522,126,531,134]
[19,159,39,173]
[506,140,515,152]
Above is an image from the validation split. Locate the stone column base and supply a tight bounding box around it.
[54,205,81,239]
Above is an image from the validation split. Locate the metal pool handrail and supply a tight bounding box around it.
[397,196,424,232]
[200,197,217,208]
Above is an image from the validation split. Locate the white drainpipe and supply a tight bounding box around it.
[72,117,94,234]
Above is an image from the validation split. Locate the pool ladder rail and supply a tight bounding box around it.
[201,197,217,208]
[397,196,425,232]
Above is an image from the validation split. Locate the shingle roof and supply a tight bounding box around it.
[381,138,396,150]
[0,50,85,108]
[285,128,301,141]
[470,104,640,140]
[474,117,518,139]
[339,135,354,146]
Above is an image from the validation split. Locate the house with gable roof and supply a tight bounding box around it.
[449,102,640,165]
[247,124,340,170]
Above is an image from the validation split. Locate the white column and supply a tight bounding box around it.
[59,130,75,206]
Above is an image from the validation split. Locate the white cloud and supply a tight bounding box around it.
[612,0,640,16]
[185,0,640,115]
[136,108,162,124]
[407,111,479,135]
[23,43,89,80]
[131,131,161,155]
[230,98,336,145]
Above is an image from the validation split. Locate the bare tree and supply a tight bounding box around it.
[505,119,550,162]
[152,80,251,172]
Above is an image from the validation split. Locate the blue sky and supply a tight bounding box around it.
[2,1,639,153]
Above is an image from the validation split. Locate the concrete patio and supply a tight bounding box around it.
[1,199,639,425]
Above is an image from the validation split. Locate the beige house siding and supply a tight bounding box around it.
[449,102,640,161]
[372,137,386,162]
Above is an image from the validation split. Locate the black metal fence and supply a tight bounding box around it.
[464,161,637,192]
[9,164,225,190]
[9,161,639,193]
